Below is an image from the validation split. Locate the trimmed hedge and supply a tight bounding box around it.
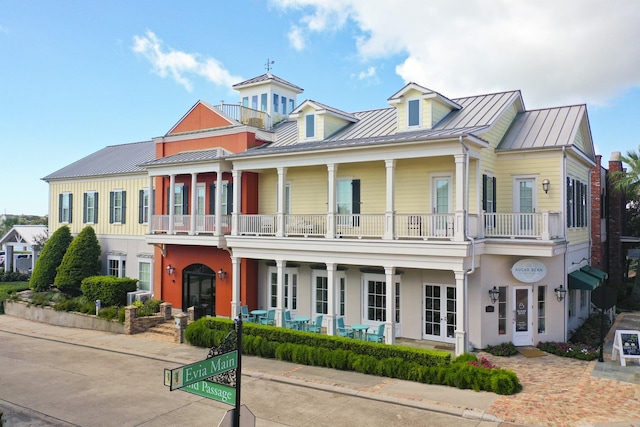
[80,276,138,307]
[185,318,522,395]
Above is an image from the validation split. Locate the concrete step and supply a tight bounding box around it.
[147,321,175,336]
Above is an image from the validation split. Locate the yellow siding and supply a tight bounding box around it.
[431,101,451,126]
[258,170,277,213]
[48,175,149,236]
[296,106,321,141]
[338,162,386,213]
[494,154,562,213]
[566,156,590,244]
[479,104,518,177]
[323,115,348,138]
[395,157,456,213]
[287,166,328,213]
[396,101,408,132]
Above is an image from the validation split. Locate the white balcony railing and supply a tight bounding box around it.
[151,211,563,241]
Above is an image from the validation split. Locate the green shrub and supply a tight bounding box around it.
[55,226,101,296]
[97,306,118,321]
[0,282,30,314]
[80,276,138,307]
[30,226,72,292]
[484,342,518,357]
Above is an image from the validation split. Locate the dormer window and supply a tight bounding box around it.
[306,114,315,138]
[273,94,279,113]
[408,98,420,127]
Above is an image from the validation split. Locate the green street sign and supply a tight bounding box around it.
[165,350,238,390]
[182,380,236,405]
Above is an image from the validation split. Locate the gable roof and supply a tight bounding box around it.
[166,100,236,135]
[496,104,595,159]
[42,140,155,181]
[290,100,359,122]
[388,82,461,110]
[0,225,48,248]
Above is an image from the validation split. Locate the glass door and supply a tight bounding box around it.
[512,286,533,346]
[432,176,451,236]
[182,264,216,319]
[514,178,535,235]
[423,284,456,343]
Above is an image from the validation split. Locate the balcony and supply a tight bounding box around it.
[214,104,272,130]
[150,211,562,241]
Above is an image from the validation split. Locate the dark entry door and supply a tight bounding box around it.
[182,264,216,319]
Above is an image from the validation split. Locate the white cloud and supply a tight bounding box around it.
[357,66,376,80]
[132,30,242,92]
[271,0,640,108]
[288,25,306,51]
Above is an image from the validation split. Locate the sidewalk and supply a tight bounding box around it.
[1,313,640,426]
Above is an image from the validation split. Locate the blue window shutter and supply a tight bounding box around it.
[227,183,233,214]
[59,194,63,222]
[352,179,361,226]
[183,185,189,215]
[68,193,73,223]
[83,193,87,223]
[138,190,144,224]
[109,191,114,224]
[121,191,127,224]
[94,193,98,223]
[482,174,487,211]
[209,184,216,214]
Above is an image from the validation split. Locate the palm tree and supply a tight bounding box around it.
[610,149,640,198]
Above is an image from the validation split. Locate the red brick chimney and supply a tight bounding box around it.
[607,152,625,287]
[591,155,605,269]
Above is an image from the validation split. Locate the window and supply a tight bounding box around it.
[483,174,496,213]
[395,282,401,323]
[580,289,587,309]
[269,267,298,311]
[366,279,386,322]
[196,184,205,215]
[251,95,258,110]
[138,188,150,224]
[567,177,587,228]
[83,191,98,224]
[173,185,187,215]
[110,190,126,224]
[273,94,279,113]
[305,114,315,138]
[138,260,151,291]
[289,99,295,113]
[281,96,287,114]
[284,182,291,215]
[209,182,233,215]
[339,276,346,316]
[498,286,507,335]
[260,93,267,111]
[315,276,328,315]
[568,290,575,317]
[538,286,546,333]
[242,97,249,107]
[59,193,73,223]
[108,257,126,278]
[408,99,420,127]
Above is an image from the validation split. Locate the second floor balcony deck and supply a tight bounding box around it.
[150,211,564,241]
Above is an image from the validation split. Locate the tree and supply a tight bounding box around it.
[29,226,72,292]
[610,149,640,200]
[54,226,102,296]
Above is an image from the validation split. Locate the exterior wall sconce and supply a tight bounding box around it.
[542,179,550,194]
[489,286,500,304]
[166,265,175,275]
[217,268,227,281]
[554,285,567,302]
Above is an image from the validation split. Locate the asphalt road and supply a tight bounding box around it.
[0,331,494,427]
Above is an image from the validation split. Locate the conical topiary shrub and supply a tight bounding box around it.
[54,226,102,296]
[29,225,73,292]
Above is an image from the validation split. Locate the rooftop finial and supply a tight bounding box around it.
[265,58,275,72]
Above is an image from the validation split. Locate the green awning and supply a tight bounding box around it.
[568,270,600,291]
[580,265,608,281]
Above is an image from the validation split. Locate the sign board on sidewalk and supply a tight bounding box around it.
[218,404,255,427]
[164,350,238,390]
[611,330,640,366]
[628,249,640,260]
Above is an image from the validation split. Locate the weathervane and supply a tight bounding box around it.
[265,58,275,72]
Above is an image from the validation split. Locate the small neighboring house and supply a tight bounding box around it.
[45,72,606,356]
[0,225,48,273]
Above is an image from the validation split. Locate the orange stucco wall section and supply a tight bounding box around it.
[169,102,233,134]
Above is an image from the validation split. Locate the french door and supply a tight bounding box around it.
[269,268,298,315]
[423,284,456,343]
[432,176,451,236]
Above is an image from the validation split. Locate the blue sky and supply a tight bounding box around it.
[2,0,639,215]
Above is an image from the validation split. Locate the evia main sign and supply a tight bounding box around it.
[511,259,547,283]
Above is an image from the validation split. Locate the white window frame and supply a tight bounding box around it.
[61,192,72,223]
[407,98,421,127]
[268,267,299,313]
[196,183,206,215]
[111,190,125,224]
[107,255,126,278]
[513,176,537,213]
[84,191,98,224]
[361,273,400,325]
[305,114,315,138]
[311,270,347,320]
[141,188,150,224]
[538,285,546,334]
[137,257,153,293]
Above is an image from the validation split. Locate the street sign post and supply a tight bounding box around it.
[164,350,238,390]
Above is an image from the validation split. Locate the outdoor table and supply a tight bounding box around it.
[351,324,370,340]
[294,316,311,331]
[251,309,268,323]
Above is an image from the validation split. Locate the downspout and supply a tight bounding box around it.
[562,146,568,341]
[459,136,475,352]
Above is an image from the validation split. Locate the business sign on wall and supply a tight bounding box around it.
[511,259,547,283]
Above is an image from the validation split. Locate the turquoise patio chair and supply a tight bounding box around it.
[260,309,276,326]
[307,315,323,333]
[240,305,254,322]
[336,317,354,338]
[284,311,297,329]
[366,324,385,343]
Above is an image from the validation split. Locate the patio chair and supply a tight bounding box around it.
[240,305,254,322]
[336,317,354,338]
[284,311,297,329]
[307,315,323,333]
[366,324,385,343]
[260,309,276,326]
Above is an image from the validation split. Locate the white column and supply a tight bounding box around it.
[276,259,285,327]
[168,174,175,234]
[276,167,287,237]
[384,266,396,344]
[232,170,242,236]
[148,175,155,234]
[326,263,337,335]
[190,172,197,235]
[326,164,337,238]
[454,270,468,356]
[384,159,396,240]
[215,169,223,237]
[230,256,241,318]
[454,154,466,242]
